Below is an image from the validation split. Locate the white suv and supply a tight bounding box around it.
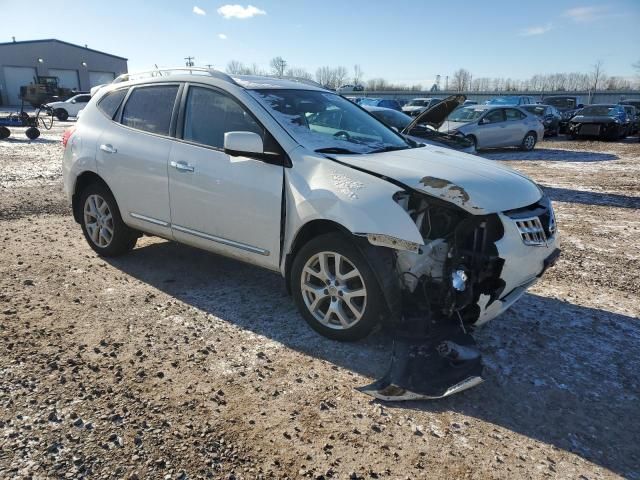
[63,69,559,341]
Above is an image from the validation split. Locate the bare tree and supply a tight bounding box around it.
[285,67,312,80]
[451,68,472,92]
[334,66,348,88]
[226,60,246,75]
[590,60,605,101]
[270,57,287,77]
[353,64,364,85]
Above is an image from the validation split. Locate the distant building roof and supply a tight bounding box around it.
[0,38,127,61]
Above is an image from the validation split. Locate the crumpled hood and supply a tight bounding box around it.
[570,115,616,124]
[330,146,542,214]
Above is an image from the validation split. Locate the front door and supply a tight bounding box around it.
[168,84,283,270]
[476,108,506,148]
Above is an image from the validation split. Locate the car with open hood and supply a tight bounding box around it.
[438,104,545,151]
[567,104,628,140]
[63,69,559,398]
[364,95,475,154]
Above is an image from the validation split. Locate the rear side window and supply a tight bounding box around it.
[97,89,128,119]
[505,109,526,121]
[182,86,262,149]
[121,85,179,135]
[75,95,91,103]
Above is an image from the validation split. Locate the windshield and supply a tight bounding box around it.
[447,107,486,123]
[251,89,409,154]
[486,96,520,105]
[545,97,577,110]
[580,105,617,116]
[369,109,412,130]
[522,106,546,116]
[358,98,380,107]
[407,99,428,107]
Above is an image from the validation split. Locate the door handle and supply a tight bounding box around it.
[170,160,195,172]
[99,144,117,154]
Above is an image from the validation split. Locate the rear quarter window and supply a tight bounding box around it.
[121,85,179,135]
[97,89,128,120]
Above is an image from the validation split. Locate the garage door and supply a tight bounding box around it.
[89,71,115,87]
[49,69,80,91]
[3,66,37,105]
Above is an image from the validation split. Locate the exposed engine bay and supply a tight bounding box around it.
[360,191,508,401]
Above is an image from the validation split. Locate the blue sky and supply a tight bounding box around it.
[1,0,638,85]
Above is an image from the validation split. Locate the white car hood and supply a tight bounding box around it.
[330,146,541,214]
[402,106,424,112]
[45,101,66,108]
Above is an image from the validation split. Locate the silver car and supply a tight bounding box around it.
[439,105,545,151]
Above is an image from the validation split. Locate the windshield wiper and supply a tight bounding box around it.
[368,145,410,154]
[315,147,359,154]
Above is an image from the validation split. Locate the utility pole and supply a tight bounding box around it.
[445,76,449,91]
[184,56,195,67]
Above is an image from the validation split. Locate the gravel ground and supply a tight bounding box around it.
[1,121,639,479]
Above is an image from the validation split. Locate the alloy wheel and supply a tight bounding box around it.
[83,194,114,248]
[300,251,367,330]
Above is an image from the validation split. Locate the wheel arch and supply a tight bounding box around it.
[283,219,401,321]
[71,171,112,223]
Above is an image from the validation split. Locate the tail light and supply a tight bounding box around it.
[62,126,76,148]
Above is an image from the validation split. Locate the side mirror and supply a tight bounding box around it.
[577,104,584,109]
[224,131,264,156]
[479,118,488,125]
[71,100,76,104]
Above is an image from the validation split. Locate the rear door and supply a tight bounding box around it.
[168,84,284,270]
[96,83,180,238]
[504,108,528,145]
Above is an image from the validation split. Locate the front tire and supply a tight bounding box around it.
[290,233,387,341]
[79,183,137,256]
[520,131,537,151]
[55,108,69,121]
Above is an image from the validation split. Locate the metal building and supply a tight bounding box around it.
[0,38,128,106]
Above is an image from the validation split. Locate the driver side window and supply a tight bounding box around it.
[483,109,505,124]
[183,86,263,149]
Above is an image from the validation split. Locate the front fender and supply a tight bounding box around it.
[282,148,423,267]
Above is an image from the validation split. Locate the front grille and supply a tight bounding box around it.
[514,216,548,246]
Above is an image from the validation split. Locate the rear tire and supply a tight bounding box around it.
[0,126,10,139]
[79,183,137,257]
[290,233,387,341]
[25,127,40,140]
[520,131,537,151]
[55,108,69,121]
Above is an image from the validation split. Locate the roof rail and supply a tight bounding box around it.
[112,67,237,85]
[279,76,324,89]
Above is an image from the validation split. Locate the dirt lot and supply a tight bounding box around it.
[1,120,639,480]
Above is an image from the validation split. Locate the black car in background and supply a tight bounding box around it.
[567,104,628,140]
[521,104,562,136]
[620,105,637,135]
[543,95,584,132]
[619,100,640,134]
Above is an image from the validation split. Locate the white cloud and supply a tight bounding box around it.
[193,6,206,15]
[563,6,605,23]
[519,23,552,36]
[218,33,228,40]
[217,4,266,19]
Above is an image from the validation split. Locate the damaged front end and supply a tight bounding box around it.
[359,191,508,401]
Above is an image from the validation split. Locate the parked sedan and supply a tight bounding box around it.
[543,95,584,132]
[359,98,403,111]
[401,97,441,116]
[439,105,544,151]
[521,105,561,137]
[567,104,629,140]
[363,95,475,153]
[46,93,92,121]
[485,96,536,106]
